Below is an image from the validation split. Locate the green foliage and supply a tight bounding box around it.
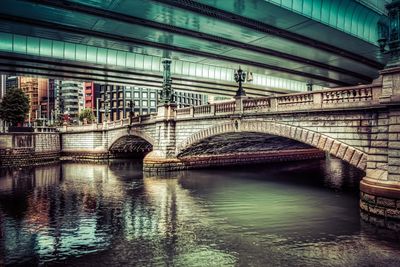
[0,89,29,126]
[79,108,95,124]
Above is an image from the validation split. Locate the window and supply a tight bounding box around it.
[134,100,140,106]
[126,92,131,98]
[134,92,140,98]
[142,92,148,98]
[150,100,156,107]
[150,92,156,99]
[142,100,148,107]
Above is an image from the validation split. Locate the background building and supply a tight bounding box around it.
[55,80,85,122]
[0,74,6,131]
[18,77,48,125]
[0,74,5,99]
[5,76,18,91]
[39,79,55,124]
[98,84,208,123]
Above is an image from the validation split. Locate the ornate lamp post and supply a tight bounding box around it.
[378,0,400,66]
[104,98,110,122]
[234,66,246,97]
[306,81,313,92]
[159,58,174,105]
[127,100,134,124]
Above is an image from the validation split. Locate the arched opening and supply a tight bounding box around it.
[109,135,153,159]
[177,132,325,168]
[176,120,367,171]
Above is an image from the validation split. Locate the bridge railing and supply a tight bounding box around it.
[242,97,270,112]
[215,101,236,114]
[173,83,381,118]
[60,83,382,132]
[176,107,191,117]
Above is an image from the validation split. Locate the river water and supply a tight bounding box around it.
[1,157,400,266]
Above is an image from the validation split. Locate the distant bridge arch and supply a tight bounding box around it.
[107,128,155,151]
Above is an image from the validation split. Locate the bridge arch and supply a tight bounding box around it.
[107,128,155,151]
[176,120,367,170]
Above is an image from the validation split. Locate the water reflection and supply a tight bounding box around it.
[0,158,399,266]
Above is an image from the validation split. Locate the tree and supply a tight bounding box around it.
[79,108,95,124]
[0,89,29,126]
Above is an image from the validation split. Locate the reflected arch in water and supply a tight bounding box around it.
[176,120,367,171]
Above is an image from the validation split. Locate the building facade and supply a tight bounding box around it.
[0,74,6,132]
[98,84,208,123]
[0,74,6,99]
[39,79,56,124]
[54,80,85,122]
[18,77,48,124]
[83,82,101,121]
[5,76,18,91]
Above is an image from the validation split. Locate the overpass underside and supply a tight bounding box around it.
[0,0,387,96]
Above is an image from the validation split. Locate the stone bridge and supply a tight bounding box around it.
[60,68,400,222]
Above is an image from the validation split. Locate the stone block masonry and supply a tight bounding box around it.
[143,149,325,172]
[0,133,60,168]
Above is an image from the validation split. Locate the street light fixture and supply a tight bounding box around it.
[377,1,400,65]
[127,100,135,124]
[234,66,246,97]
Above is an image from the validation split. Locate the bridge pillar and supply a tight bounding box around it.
[360,66,400,224]
[143,104,183,172]
[234,95,248,113]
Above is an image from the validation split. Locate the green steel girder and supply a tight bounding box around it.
[0,0,388,89]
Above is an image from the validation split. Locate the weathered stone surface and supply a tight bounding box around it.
[386,208,400,219]
[361,193,376,204]
[324,138,334,151]
[377,197,396,208]
[360,200,369,212]
[336,144,347,159]
[317,136,327,150]
[343,148,355,163]
[368,205,385,217]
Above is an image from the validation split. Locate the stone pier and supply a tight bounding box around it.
[359,66,400,224]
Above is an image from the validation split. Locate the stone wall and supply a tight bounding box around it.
[61,131,105,153]
[143,148,324,172]
[0,133,60,167]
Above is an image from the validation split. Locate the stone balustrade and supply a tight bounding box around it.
[243,97,270,111]
[214,101,236,114]
[57,85,382,132]
[276,92,314,106]
[176,107,191,116]
[172,84,381,118]
[194,105,212,115]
